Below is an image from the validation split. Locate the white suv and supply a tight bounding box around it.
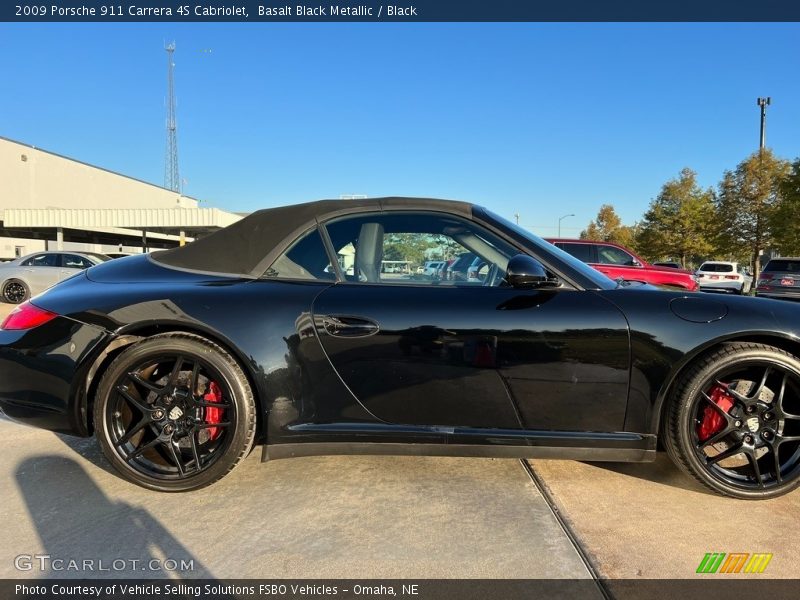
[423,261,445,276]
[695,261,753,294]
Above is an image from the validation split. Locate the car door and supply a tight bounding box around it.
[59,253,94,280]
[591,243,645,281]
[18,253,61,293]
[314,212,631,434]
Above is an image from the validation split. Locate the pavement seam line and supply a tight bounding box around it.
[519,459,613,600]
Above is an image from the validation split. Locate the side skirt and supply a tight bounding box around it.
[262,441,656,463]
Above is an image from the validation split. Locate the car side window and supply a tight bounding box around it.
[265,228,336,281]
[324,212,523,287]
[21,254,58,267]
[597,245,635,266]
[62,254,93,269]
[556,243,595,263]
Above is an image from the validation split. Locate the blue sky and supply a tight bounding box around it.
[1,23,798,236]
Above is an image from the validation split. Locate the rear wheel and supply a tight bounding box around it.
[2,279,30,304]
[94,333,256,492]
[665,343,800,499]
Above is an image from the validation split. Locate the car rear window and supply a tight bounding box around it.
[763,260,800,273]
[700,263,734,273]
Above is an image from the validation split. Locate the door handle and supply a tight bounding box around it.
[321,315,379,338]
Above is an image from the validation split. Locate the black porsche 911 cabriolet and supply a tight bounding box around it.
[1,197,799,498]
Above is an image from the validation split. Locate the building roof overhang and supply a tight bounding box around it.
[0,207,241,231]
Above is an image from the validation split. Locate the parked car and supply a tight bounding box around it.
[695,261,753,294]
[4,197,800,499]
[755,257,800,300]
[467,255,488,281]
[423,261,445,276]
[0,251,110,304]
[545,239,699,291]
[445,252,477,281]
[654,261,681,269]
[435,260,453,280]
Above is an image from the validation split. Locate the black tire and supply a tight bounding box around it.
[665,342,800,499]
[2,279,30,304]
[94,332,256,492]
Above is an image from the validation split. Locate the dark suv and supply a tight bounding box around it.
[756,257,800,300]
[545,239,699,291]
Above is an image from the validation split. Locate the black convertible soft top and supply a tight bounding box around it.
[151,197,474,278]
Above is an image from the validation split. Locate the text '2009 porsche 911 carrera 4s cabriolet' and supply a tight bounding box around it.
[1,197,800,498]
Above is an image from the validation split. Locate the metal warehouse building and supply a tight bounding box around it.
[0,136,241,261]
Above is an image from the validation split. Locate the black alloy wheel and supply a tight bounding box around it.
[666,342,800,499]
[94,333,256,491]
[2,279,29,304]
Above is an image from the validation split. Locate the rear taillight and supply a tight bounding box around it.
[724,275,739,280]
[0,302,58,330]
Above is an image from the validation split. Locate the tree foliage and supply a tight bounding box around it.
[715,149,791,274]
[635,168,716,268]
[383,233,462,267]
[771,159,800,256]
[580,204,638,249]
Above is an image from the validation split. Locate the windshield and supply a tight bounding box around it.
[478,207,617,290]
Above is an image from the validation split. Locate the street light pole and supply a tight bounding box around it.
[558,213,575,238]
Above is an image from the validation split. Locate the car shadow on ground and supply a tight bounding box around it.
[52,431,120,477]
[14,454,218,580]
[581,453,714,495]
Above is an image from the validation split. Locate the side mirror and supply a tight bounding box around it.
[505,254,557,289]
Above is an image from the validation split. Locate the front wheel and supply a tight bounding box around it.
[665,343,800,499]
[94,333,256,492]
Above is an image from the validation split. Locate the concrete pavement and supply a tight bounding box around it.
[0,417,593,580]
[529,457,800,580]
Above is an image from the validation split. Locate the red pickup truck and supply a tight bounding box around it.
[545,238,699,291]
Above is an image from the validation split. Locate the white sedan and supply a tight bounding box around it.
[0,251,110,303]
[695,261,752,294]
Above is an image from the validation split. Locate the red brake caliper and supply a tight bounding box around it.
[697,384,734,442]
[203,381,224,441]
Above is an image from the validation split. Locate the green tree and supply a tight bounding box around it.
[580,204,639,250]
[581,204,621,241]
[716,149,791,275]
[635,168,716,268]
[771,159,800,255]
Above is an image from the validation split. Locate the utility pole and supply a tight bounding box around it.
[165,42,181,193]
[514,213,520,225]
[757,97,771,151]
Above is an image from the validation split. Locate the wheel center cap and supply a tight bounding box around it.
[745,416,760,433]
[168,406,184,421]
